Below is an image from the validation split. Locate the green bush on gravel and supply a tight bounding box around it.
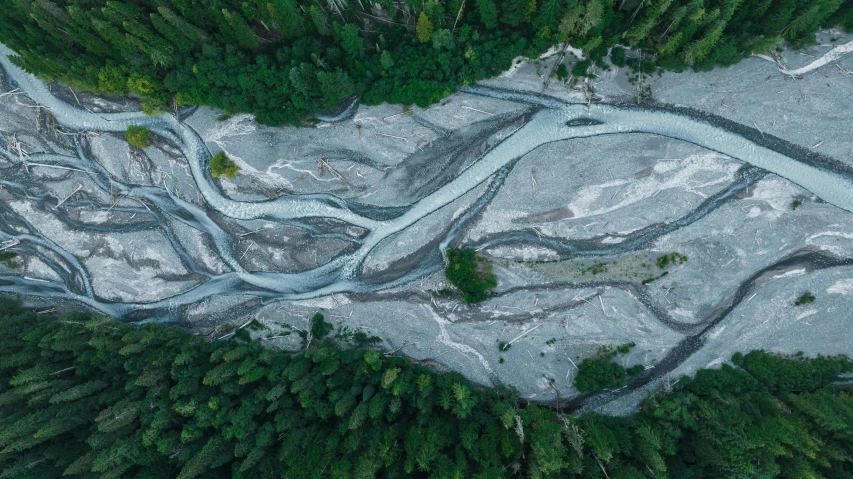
[0,252,21,268]
[124,125,152,148]
[795,291,816,306]
[574,343,637,393]
[209,151,239,179]
[445,248,497,303]
[575,356,628,392]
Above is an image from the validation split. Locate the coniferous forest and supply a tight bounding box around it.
[1,298,852,478]
[0,0,850,125]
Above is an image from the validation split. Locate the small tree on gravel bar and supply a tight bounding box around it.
[445,249,497,303]
[794,292,816,306]
[210,151,239,179]
[124,125,152,148]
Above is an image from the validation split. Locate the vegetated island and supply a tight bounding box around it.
[1,298,852,478]
[0,0,849,125]
[444,248,497,303]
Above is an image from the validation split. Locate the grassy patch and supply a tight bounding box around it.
[445,249,497,304]
[210,151,239,179]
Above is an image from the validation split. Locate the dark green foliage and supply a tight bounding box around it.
[626,364,645,376]
[575,343,637,392]
[123,124,152,148]
[209,151,239,179]
[574,357,627,392]
[642,271,669,284]
[656,252,688,269]
[0,252,21,268]
[792,199,803,209]
[732,350,853,392]
[626,57,658,74]
[445,249,497,303]
[310,313,333,342]
[0,300,852,478]
[0,0,848,126]
[795,291,816,306]
[0,300,524,478]
[610,46,627,67]
[572,59,591,77]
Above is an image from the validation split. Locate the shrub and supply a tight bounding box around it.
[556,63,568,80]
[572,59,591,77]
[210,151,239,179]
[445,249,497,303]
[792,199,803,209]
[610,46,627,67]
[124,125,152,148]
[794,292,815,306]
[0,252,21,268]
[574,357,627,393]
[656,252,687,269]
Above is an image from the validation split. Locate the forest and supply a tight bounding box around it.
[0,0,850,126]
[1,298,852,478]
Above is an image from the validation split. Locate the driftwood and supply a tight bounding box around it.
[318,157,348,184]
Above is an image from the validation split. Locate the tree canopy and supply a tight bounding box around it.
[210,151,239,179]
[0,0,848,126]
[124,125,152,148]
[444,248,497,303]
[1,298,852,478]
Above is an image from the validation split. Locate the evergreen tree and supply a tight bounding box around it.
[221,9,260,50]
[417,12,434,43]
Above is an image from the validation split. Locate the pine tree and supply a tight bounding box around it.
[150,13,195,53]
[157,6,209,44]
[624,0,674,44]
[309,5,330,36]
[123,20,176,67]
[267,0,305,38]
[417,12,434,43]
[340,24,364,59]
[380,50,394,70]
[221,9,260,50]
[683,18,726,65]
[476,0,499,29]
[537,0,565,31]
